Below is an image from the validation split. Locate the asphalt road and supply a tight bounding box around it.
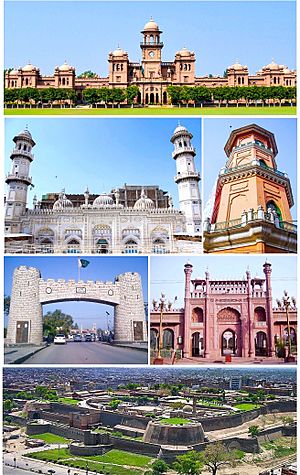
[23,341,148,364]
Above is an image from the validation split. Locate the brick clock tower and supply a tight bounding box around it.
[204,124,297,253]
[140,19,163,79]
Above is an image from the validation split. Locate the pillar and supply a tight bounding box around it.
[263,262,275,356]
[114,272,147,343]
[183,262,193,357]
[7,266,43,345]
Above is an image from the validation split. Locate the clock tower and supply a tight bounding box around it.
[140,18,163,79]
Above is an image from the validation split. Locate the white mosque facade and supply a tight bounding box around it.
[5,125,202,254]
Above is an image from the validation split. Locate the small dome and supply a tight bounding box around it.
[177,47,191,56]
[93,193,114,208]
[53,192,73,210]
[58,62,73,71]
[228,61,245,71]
[134,188,154,210]
[22,63,36,72]
[17,129,32,139]
[173,124,188,134]
[183,405,193,413]
[143,18,159,31]
[112,47,126,57]
[8,68,19,75]
[263,60,280,70]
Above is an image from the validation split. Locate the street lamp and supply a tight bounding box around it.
[281,290,296,361]
[157,293,166,359]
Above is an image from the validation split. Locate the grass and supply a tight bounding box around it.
[262,437,296,458]
[57,397,80,405]
[160,417,192,425]
[234,403,261,411]
[26,448,152,474]
[29,432,70,444]
[4,106,296,116]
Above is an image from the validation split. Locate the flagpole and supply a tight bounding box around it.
[78,258,80,282]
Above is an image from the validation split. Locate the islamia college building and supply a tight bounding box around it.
[150,262,297,361]
[5,19,297,105]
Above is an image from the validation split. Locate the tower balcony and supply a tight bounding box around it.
[10,148,34,161]
[140,42,164,47]
[6,174,32,185]
[174,171,201,182]
[172,146,196,158]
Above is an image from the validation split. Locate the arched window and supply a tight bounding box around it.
[254,307,266,322]
[163,329,174,349]
[150,35,154,44]
[124,239,138,254]
[255,331,268,356]
[266,200,283,222]
[192,307,204,323]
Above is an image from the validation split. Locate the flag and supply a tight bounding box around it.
[78,258,90,268]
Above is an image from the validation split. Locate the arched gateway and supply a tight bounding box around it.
[7,266,147,345]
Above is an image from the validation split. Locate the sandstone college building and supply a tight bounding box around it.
[5,19,297,105]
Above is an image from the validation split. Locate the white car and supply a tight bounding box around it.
[53,334,66,344]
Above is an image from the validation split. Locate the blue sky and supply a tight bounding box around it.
[150,255,297,308]
[5,118,201,208]
[4,256,148,329]
[203,118,297,220]
[5,1,296,76]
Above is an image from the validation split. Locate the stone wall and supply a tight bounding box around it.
[143,421,205,445]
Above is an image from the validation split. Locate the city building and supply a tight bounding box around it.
[150,261,297,361]
[204,124,297,253]
[5,19,297,105]
[5,124,202,254]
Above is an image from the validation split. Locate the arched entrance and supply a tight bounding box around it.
[163,328,174,349]
[255,331,268,356]
[152,239,166,254]
[95,239,109,254]
[163,91,168,104]
[192,332,203,357]
[65,239,81,253]
[150,92,155,104]
[123,239,139,254]
[150,328,158,350]
[222,329,237,355]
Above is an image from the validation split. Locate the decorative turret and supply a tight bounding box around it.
[5,128,35,233]
[171,124,202,235]
[140,18,163,79]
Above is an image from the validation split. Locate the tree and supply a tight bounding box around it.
[43,309,74,338]
[78,70,98,78]
[3,399,15,412]
[4,295,10,316]
[281,416,294,426]
[200,442,242,475]
[151,460,169,474]
[173,451,203,475]
[248,425,260,437]
[108,399,121,409]
[126,85,139,104]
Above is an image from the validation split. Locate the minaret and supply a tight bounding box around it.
[5,128,35,233]
[171,124,202,235]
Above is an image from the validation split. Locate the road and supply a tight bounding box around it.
[23,342,148,364]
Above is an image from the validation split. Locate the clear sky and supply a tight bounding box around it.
[203,118,297,220]
[4,256,148,329]
[5,1,296,76]
[150,255,297,308]
[5,118,201,208]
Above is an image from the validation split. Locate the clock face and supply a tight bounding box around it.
[149,51,155,58]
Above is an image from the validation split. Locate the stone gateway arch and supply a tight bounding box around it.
[7,266,147,345]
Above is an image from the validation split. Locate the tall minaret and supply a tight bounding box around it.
[5,128,35,233]
[171,124,202,235]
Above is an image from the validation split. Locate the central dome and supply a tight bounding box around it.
[93,193,114,208]
[143,19,159,31]
[112,47,126,57]
[58,62,73,71]
[53,192,73,210]
[22,63,36,72]
[134,188,154,210]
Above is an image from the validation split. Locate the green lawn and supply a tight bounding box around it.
[234,403,261,411]
[160,417,192,425]
[29,433,70,444]
[4,106,297,115]
[57,397,80,405]
[26,448,152,474]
